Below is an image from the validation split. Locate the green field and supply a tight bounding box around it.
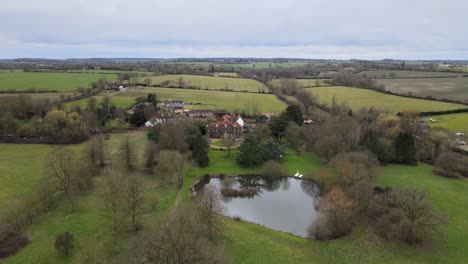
[376,77,468,102]
[360,70,461,78]
[0,144,58,215]
[0,71,117,92]
[271,78,330,88]
[4,132,178,264]
[136,74,268,92]
[0,92,77,101]
[423,113,468,133]
[65,87,287,114]
[307,86,467,113]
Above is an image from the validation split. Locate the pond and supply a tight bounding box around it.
[195,176,321,238]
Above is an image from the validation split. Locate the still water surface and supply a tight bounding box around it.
[198,176,320,238]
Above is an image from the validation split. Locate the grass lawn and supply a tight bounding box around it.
[423,113,468,133]
[0,144,57,215]
[307,86,467,113]
[3,131,179,264]
[375,164,468,263]
[0,71,117,92]
[136,74,268,92]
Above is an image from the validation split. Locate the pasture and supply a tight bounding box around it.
[423,113,468,133]
[376,77,468,102]
[306,86,467,113]
[4,132,178,264]
[64,87,287,114]
[360,70,461,78]
[0,92,77,101]
[0,71,117,92]
[136,74,268,92]
[270,78,330,88]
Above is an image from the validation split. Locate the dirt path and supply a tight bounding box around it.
[168,159,185,217]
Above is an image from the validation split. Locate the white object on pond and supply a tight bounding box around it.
[294,170,299,177]
[298,174,303,178]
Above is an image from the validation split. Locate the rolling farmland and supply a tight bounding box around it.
[0,71,117,92]
[306,86,467,113]
[376,77,468,102]
[65,87,287,114]
[136,74,268,92]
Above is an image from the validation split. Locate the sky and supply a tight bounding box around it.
[1,0,467,60]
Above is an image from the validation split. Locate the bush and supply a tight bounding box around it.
[55,232,74,255]
[16,125,37,138]
[309,187,355,240]
[262,160,286,178]
[369,187,446,244]
[433,151,468,178]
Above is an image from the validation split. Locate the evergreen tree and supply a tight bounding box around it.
[261,139,287,161]
[282,104,304,125]
[237,133,263,167]
[394,131,417,164]
[192,134,209,167]
[268,115,289,141]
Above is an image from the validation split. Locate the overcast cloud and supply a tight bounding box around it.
[1,0,467,59]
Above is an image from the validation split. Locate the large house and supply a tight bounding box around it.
[206,114,244,138]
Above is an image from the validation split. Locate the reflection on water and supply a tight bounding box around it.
[198,176,320,238]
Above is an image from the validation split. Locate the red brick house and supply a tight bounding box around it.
[206,114,243,138]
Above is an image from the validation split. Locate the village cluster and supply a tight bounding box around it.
[142,99,314,139]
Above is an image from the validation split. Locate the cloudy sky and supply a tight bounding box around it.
[1,0,467,59]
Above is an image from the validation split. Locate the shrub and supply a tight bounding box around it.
[55,232,75,255]
[309,186,354,240]
[369,187,446,244]
[262,160,286,178]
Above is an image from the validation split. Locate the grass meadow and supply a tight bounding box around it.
[64,87,287,114]
[3,132,178,264]
[306,86,467,113]
[0,71,117,92]
[376,77,468,102]
[360,70,461,78]
[136,74,268,92]
[422,113,468,133]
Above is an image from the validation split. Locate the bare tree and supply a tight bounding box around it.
[118,135,136,171]
[144,141,159,173]
[155,150,183,184]
[144,204,229,264]
[220,136,236,157]
[196,187,223,238]
[101,167,127,241]
[126,174,146,231]
[45,148,77,209]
